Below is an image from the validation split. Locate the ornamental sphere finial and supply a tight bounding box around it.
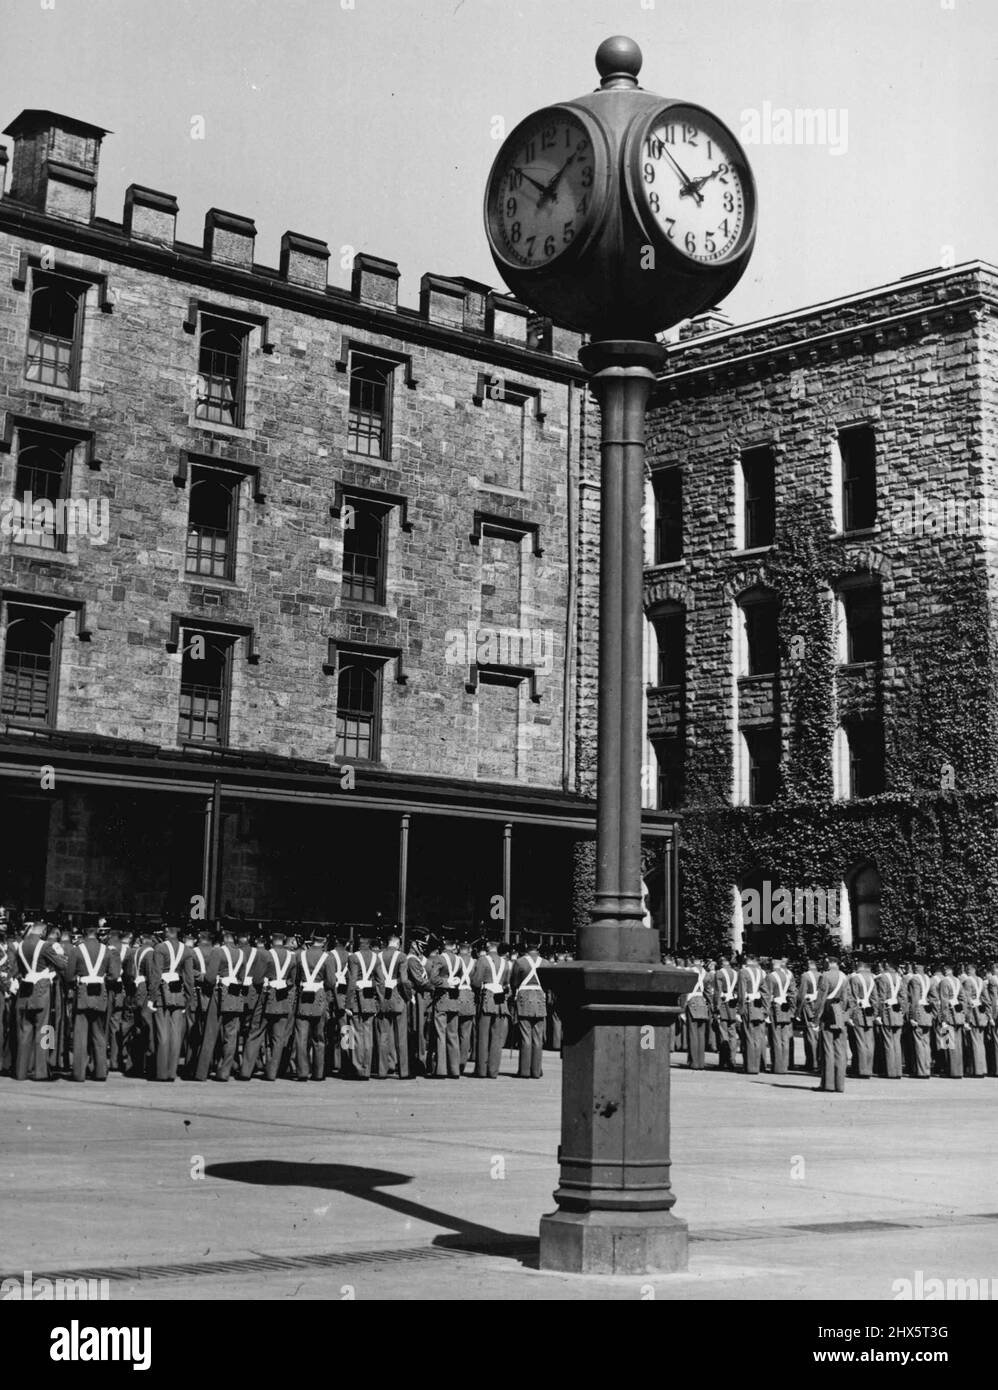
[595,35,642,88]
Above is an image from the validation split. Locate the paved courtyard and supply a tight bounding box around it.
[2,1053,996,1300]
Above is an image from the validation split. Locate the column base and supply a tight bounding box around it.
[538,1208,688,1276]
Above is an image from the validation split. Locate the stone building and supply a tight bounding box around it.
[0,107,678,938]
[641,263,998,962]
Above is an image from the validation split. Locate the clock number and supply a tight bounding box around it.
[542,124,557,151]
[648,191,660,214]
[544,234,556,257]
[645,136,663,160]
[664,217,676,240]
[581,164,593,188]
[508,168,523,192]
[723,191,735,213]
[510,221,522,245]
[576,138,589,154]
[524,235,536,258]
[717,163,730,185]
[685,230,697,255]
[576,194,589,215]
[506,196,517,218]
[524,138,535,162]
[643,161,656,184]
[719,218,730,237]
[682,124,698,146]
[705,230,716,255]
[563,220,575,244]
[659,125,676,146]
[706,139,713,160]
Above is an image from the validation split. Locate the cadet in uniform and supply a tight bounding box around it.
[375,930,410,1079]
[906,962,934,1078]
[797,958,820,1072]
[405,931,430,1076]
[472,932,512,1078]
[511,935,547,1079]
[683,959,709,1070]
[327,933,352,1077]
[960,964,989,1077]
[66,921,119,1082]
[187,928,222,1080]
[427,930,462,1079]
[295,929,335,1081]
[767,956,796,1074]
[713,957,741,1071]
[240,929,296,1081]
[148,922,192,1082]
[738,954,769,1075]
[214,927,248,1082]
[455,939,477,1074]
[813,955,849,1093]
[122,927,156,1078]
[847,959,877,1079]
[105,927,129,1072]
[930,965,965,1078]
[875,958,906,1078]
[13,920,66,1081]
[345,930,383,1080]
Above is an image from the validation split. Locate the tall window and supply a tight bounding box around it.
[196,317,249,426]
[342,499,388,604]
[653,736,684,809]
[178,631,232,745]
[847,862,881,942]
[651,603,685,688]
[652,468,683,563]
[26,272,86,389]
[14,432,73,551]
[186,469,239,580]
[1,605,62,726]
[840,426,877,532]
[335,658,382,761]
[741,447,775,549]
[846,720,884,798]
[840,578,883,664]
[744,727,780,806]
[740,589,780,677]
[348,355,394,458]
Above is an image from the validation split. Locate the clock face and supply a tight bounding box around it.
[632,104,754,266]
[487,108,603,270]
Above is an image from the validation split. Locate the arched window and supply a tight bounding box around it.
[335,659,381,761]
[1,608,61,724]
[15,435,72,549]
[196,318,248,425]
[26,273,86,388]
[649,600,686,689]
[837,574,883,665]
[187,471,238,579]
[348,357,394,459]
[179,632,232,745]
[737,586,780,677]
[847,861,881,942]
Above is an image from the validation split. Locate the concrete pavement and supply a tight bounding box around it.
[1,1053,995,1300]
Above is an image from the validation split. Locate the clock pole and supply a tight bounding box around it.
[484,34,757,1275]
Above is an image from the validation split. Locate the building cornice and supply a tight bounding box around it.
[0,200,587,386]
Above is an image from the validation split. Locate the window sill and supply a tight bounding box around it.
[731,545,775,559]
[6,543,77,564]
[189,417,252,440]
[182,574,245,591]
[21,381,87,403]
[345,448,392,465]
[835,526,880,541]
[646,559,685,571]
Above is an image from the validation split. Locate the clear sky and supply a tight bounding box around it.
[4,0,997,327]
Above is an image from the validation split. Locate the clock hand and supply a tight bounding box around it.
[538,152,577,206]
[684,164,727,196]
[509,166,549,196]
[660,147,704,206]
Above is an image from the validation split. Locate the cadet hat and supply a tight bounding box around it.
[197,927,214,945]
[309,928,328,946]
[269,927,287,946]
[440,927,458,947]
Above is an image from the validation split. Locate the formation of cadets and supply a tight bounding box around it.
[678,952,998,1091]
[0,914,565,1085]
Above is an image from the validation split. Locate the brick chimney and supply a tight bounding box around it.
[2,110,109,223]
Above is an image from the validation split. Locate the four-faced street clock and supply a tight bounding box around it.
[484,39,757,338]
